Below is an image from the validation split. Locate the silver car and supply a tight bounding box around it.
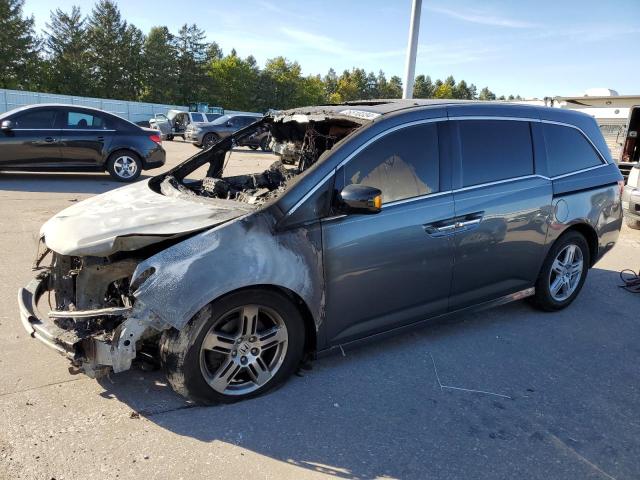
[19,100,623,404]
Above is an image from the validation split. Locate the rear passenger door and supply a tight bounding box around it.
[449,118,552,309]
[59,109,110,167]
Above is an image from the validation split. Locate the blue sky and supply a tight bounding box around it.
[24,0,640,98]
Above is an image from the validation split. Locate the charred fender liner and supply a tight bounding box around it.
[18,272,166,378]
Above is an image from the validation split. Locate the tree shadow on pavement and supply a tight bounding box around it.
[96,267,640,479]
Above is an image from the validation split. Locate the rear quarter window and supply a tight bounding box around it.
[543,124,604,177]
[458,120,533,187]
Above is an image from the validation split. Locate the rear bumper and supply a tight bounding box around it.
[142,146,166,170]
[622,185,640,220]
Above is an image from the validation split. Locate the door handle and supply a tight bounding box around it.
[97,136,104,141]
[423,220,457,237]
[44,137,57,143]
[455,212,484,231]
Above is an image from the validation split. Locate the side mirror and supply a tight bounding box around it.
[1,120,14,131]
[339,184,382,214]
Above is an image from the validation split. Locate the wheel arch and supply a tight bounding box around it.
[553,222,599,267]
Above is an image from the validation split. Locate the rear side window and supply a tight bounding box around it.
[65,111,105,129]
[543,124,603,176]
[13,109,57,129]
[342,123,440,203]
[458,120,533,187]
[191,113,205,122]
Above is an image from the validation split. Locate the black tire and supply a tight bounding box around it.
[530,231,590,311]
[166,134,174,141]
[248,145,259,150]
[106,150,142,182]
[202,133,219,149]
[160,289,305,404]
[625,216,640,230]
[260,136,272,152]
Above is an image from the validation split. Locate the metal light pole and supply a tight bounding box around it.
[402,0,422,99]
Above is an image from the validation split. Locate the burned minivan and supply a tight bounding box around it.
[19,100,623,403]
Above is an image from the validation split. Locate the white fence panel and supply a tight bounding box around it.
[0,88,187,123]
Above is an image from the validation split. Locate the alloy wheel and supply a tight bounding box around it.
[548,243,584,301]
[113,155,138,179]
[199,304,288,396]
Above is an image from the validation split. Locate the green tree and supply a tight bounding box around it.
[86,0,144,99]
[141,26,178,103]
[175,23,208,104]
[44,6,90,95]
[478,87,496,100]
[323,68,338,100]
[0,0,41,89]
[413,74,434,98]
[434,83,454,99]
[208,52,260,111]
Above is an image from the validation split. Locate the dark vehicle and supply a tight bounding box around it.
[0,104,165,182]
[19,100,623,404]
[186,114,262,148]
[236,125,271,151]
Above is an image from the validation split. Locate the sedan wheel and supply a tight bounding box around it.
[113,155,138,179]
[107,150,142,182]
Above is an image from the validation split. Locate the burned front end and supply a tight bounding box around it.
[18,105,372,379]
[19,240,164,377]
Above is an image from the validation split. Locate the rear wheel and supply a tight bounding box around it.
[106,150,142,182]
[625,216,640,230]
[530,231,589,311]
[166,134,174,141]
[160,289,305,404]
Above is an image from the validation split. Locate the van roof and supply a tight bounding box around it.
[278,99,596,125]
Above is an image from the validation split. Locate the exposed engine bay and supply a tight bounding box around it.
[151,110,366,207]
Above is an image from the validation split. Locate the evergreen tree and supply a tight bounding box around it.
[175,23,208,104]
[141,26,178,103]
[0,0,41,89]
[478,87,497,100]
[44,6,90,95]
[86,0,144,100]
[413,74,434,98]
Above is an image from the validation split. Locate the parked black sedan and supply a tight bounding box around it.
[0,104,165,182]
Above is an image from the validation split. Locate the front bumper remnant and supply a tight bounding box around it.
[18,273,149,377]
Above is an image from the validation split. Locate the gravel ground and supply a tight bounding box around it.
[0,140,639,480]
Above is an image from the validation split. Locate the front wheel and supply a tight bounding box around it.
[160,289,305,404]
[530,231,590,311]
[106,150,142,182]
[202,133,219,149]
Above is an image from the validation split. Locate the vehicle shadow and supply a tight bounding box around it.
[95,266,639,479]
[0,172,151,195]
